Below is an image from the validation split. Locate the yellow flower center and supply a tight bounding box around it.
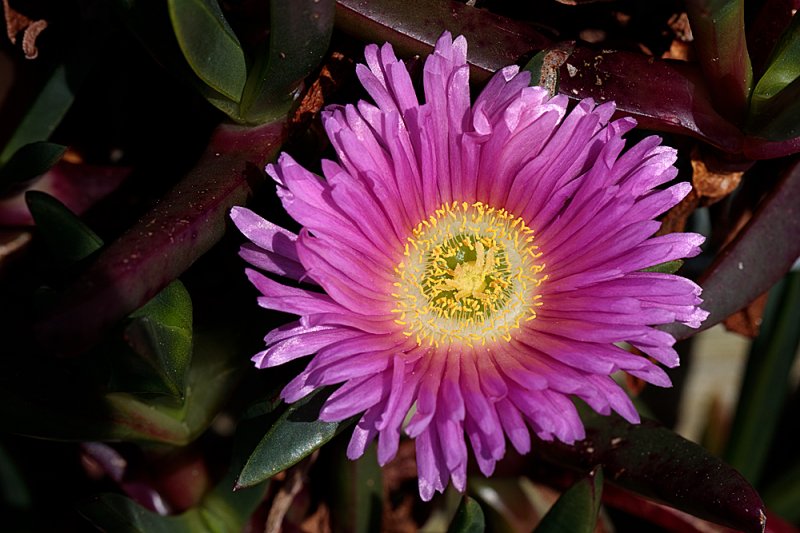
[392,201,546,347]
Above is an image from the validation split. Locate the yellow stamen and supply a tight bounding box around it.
[392,201,545,347]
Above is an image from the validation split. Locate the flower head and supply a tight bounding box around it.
[231,33,707,500]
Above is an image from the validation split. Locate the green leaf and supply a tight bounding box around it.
[239,0,335,123]
[0,142,66,195]
[79,494,198,533]
[81,387,267,532]
[236,388,354,488]
[0,62,88,166]
[0,9,106,164]
[113,0,242,119]
[167,0,247,102]
[762,459,800,522]
[25,191,103,266]
[747,74,800,140]
[448,496,486,533]
[724,272,800,485]
[750,16,800,121]
[125,281,193,398]
[641,260,684,274]
[0,328,243,445]
[79,459,266,532]
[534,468,603,533]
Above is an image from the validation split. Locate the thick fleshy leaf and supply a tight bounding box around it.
[0,142,66,196]
[113,0,241,118]
[236,388,355,489]
[79,494,198,533]
[554,46,743,154]
[0,162,131,227]
[748,75,800,141]
[78,460,266,532]
[327,441,383,533]
[125,280,193,398]
[336,0,551,82]
[80,440,267,531]
[534,468,603,533]
[0,57,92,166]
[448,495,486,533]
[32,120,286,355]
[167,0,247,102]
[602,483,786,533]
[684,0,752,122]
[747,0,795,77]
[535,411,766,533]
[333,0,800,159]
[334,0,740,151]
[0,329,242,445]
[750,16,800,124]
[663,158,800,341]
[25,191,103,266]
[725,272,800,484]
[239,0,335,123]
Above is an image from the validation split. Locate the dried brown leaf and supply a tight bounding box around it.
[3,0,48,59]
[658,188,700,235]
[289,51,353,131]
[21,18,46,59]
[691,152,745,202]
[722,290,770,338]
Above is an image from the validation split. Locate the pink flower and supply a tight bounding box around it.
[231,33,708,500]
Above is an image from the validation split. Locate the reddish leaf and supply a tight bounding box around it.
[555,47,742,153]
[603,484,793,533]
[334,0,740,150]
[535,412,766,533]
[663,157,800,341]
[32,120,286,355]
[335,0,552,83]
[334,0,800,160]
[0,161,130,226]
[684,0,753,122]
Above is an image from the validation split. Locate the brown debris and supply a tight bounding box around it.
[662,40,692,61]
[3,0,48,59]
[659,147,745,235]
[658,188,700,235]
[382,439,420,533]
[298,502,332,533]
[290,51,353,131]
[668,13,693,42]
[723,290,769,338]
[539,42,575,97]
[662,14,693,61]
[265,453,318,533]
[691,152,744,200]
